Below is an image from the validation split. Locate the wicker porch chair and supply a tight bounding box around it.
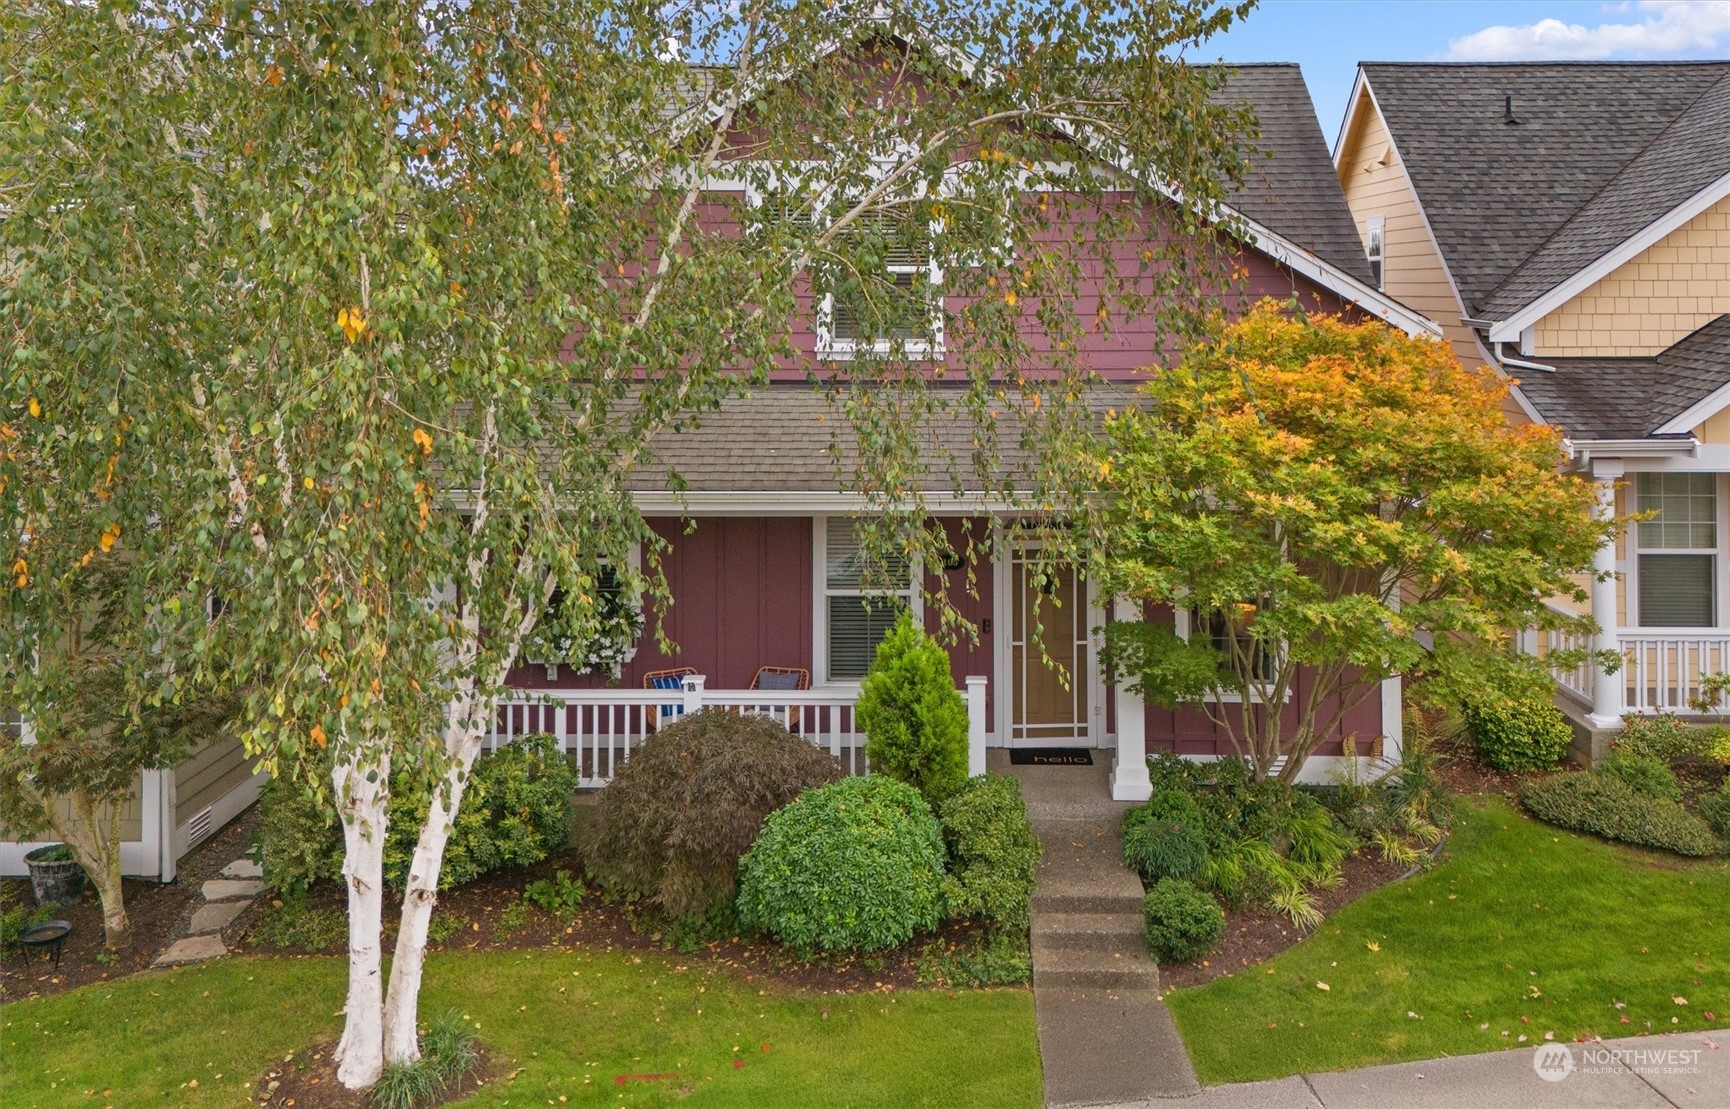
[750,666,811,730]
[643,666,698,730]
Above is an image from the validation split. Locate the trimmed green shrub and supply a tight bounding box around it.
[1699,783,1730,840]
[1123,789,1210,882]
[258,734,578,893]
[1598,750,1682,803]
[1520,773,1728,857]
[737,776,946,955]
[583,709,842,922]
[256,775,346,895]
[937,774,1041,934]
[1464,691,1573,772]
[1615,714,1702,766]
[384,734,578,889]
[1142,878,1226,963]
[856,612,970,805]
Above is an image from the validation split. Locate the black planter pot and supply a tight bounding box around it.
[23,845,87,909]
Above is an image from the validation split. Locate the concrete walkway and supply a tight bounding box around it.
[1089,1031,1727,1109]
[996,752,1204,1107]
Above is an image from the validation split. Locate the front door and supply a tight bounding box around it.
[1008,545,1092,746]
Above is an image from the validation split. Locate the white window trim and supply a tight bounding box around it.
[811,515,922,687]
[1628,472,1727,630]
[815,258,947,362]
[1363,215,1385,291]
[1173,605,1290,704]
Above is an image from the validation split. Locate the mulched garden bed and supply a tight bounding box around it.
[227,850,995,996]
[1158,849,1415,989]
[1,805,263,1001]
[252,1040,493,1109]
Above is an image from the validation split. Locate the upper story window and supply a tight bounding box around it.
[820,517,915,681]
[1636,472,1718,628]
[819,209,943,360]
[1364,216,1385,290]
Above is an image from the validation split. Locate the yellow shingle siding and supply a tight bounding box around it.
[1336,89,1484,371]
[1533,192,1730,357]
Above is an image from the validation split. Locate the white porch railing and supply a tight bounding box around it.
[488,674,988,787]
[1538,621,1597,707]
[1620,632,1730,715]
[1541,617,1730,717]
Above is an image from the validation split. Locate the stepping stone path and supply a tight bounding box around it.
[995,751,1203,1109]
[153,855,265,967]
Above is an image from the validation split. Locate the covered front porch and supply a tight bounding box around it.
[1545,457,1730,732]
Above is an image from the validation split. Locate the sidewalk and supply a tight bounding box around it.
[1085,1031,1727,1109]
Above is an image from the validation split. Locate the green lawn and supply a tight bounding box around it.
[1168,797,1730,1084]
[0,949,1040,1107]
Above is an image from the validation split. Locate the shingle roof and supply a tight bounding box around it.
[1478,71,1730,320]
[1361,61,1730,318]
[1515,314,1730,439]
[626,382,1144,493]
[1208,64,1376,283]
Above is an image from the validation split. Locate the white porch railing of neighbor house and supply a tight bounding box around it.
[1542,611,1730,716]
[1620,632,1730,714]
[488,674,988,787]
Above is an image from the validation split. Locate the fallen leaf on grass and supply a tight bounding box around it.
[1315,981,1330,991]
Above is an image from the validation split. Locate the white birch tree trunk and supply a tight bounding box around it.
[333,746,391,1090]
[380,723,484,1064]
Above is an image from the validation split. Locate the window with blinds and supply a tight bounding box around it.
[824,517,912,680]
[1636,473,1717,628]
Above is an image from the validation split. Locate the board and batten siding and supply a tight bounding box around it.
[1533,191,1730,358]
[1336,88,1482,372]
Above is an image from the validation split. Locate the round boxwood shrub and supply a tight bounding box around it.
[1142,878,1226,963]
[937,774,1041,934]
[583,708,843,923]
[1463,691,1573,772]
[1597,750,1682,803]
[856,613,970,805]
[737,775,946,955]
[1123,789,1210,882]
[1520,772,1728,857]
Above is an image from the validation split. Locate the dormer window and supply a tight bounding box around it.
[820,209,943,360]
[1364,216,1385,289]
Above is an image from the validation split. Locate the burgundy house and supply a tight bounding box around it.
[490,62,1440,800]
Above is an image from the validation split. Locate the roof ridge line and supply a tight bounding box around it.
[1478,68,1730,314]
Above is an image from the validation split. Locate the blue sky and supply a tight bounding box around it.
[1193,1,1730,148]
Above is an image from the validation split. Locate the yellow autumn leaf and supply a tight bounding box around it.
[1004,291,1017,307]
[28,397,41,418]
[337,306,367,343]
[412,427,434,455]
[310,723,327,749]
[99,530,117,552]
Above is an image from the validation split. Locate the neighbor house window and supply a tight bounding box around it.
[1636,473,1718,627]
[821,517,915,680]
[1364,216,1385,289]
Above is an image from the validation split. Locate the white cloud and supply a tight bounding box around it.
[1447,1,1730,61]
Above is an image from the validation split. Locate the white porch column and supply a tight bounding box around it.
[964,676,988,777]
[1108,597,1153,801]
[1588,461,1625,730]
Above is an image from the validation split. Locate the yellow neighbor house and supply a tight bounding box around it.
[1336,61,1730,742]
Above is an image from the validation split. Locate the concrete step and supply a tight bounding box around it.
[1032,940,1160,992]
[1032,911,1146,951]
[1031,878,1141,913]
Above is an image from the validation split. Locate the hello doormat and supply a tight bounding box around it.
[1008,748,1094,766]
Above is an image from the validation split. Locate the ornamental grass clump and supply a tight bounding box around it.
[737,775,946,956]
[583,709,842,925]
